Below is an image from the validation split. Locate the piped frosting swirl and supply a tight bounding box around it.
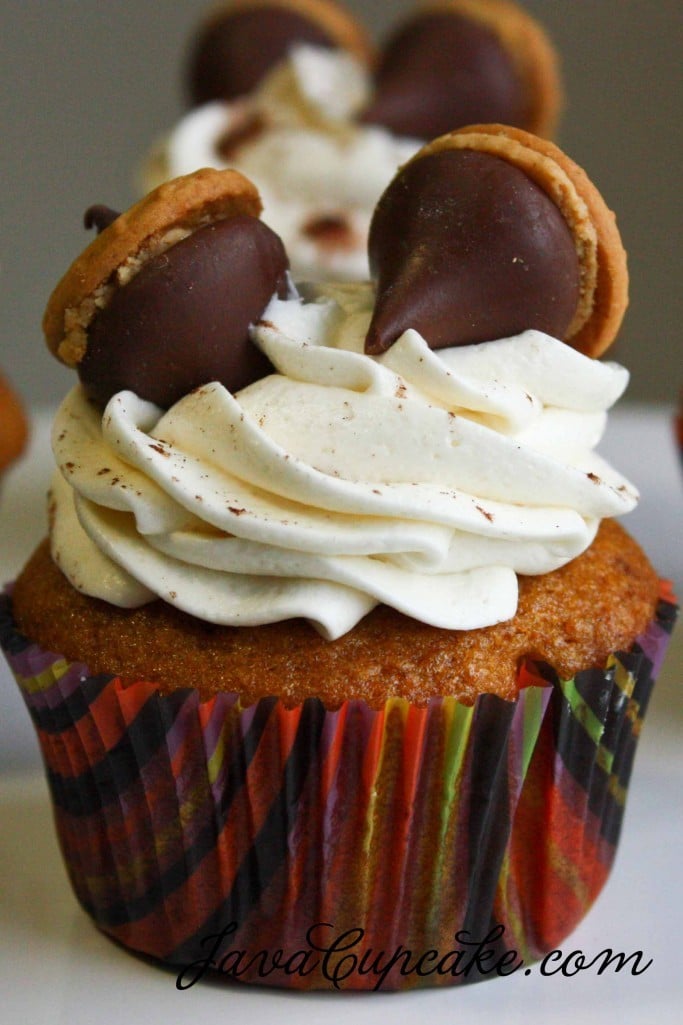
[50,284,636,640]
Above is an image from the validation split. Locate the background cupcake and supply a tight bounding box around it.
[141,0,562,280]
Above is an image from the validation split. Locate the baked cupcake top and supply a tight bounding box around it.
[15,520,658,704]
[44,135,636,640]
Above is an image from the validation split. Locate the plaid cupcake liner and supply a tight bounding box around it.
[1,585,677,991]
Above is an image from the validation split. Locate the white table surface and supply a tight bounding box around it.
[1,404,681,1025]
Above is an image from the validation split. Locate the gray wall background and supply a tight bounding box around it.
[1,1,681,408]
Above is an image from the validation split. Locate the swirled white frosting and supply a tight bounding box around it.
[141,46,420,281]
[50,283,637,640]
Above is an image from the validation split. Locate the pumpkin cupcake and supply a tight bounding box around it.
[1,143,676,991]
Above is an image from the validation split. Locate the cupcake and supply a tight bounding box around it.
[0,371,28,478]
[142,0,561,281]
[2,133,677,992]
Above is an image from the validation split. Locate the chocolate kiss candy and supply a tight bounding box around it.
[361,11,524,139]
[365,148,581,355]
[78,215,289,408]
[186,0,372,107]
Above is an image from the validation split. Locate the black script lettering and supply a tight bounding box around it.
[413,948,440,978]
[594,949,653,976]
[453,923,508,977]
[237,947,282,979]
[218,948,250,976]
[434,924,520,978]
[280,948,321,977]
[306,923,364,990]
[495,948,523,976]
[540,949,563,976]
[540,945,653,978]
[175,922,238,990]
[436,945,470,977]
[557,950,587,977]
[358,945,414,991]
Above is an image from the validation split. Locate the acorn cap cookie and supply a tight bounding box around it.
[366,124,628,359]
[360,0,562,140]
[187,0,374,107]
[43,168,290,408]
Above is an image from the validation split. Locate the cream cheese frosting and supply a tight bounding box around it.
[50,283,637,641]
[142,47,420,281]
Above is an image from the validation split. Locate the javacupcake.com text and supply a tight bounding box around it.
[175,923,653,992]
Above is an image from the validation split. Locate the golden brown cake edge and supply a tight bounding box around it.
[12,520,659,709]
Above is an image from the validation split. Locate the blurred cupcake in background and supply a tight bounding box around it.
[141,0,562,281]
[0,372,28,481]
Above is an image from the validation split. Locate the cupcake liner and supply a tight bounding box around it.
[1,585,677,992]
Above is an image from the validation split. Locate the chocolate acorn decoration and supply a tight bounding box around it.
[186,0,373,107]
[365,125,629,359]
[43,169,290,409]
[360,0,561,140]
